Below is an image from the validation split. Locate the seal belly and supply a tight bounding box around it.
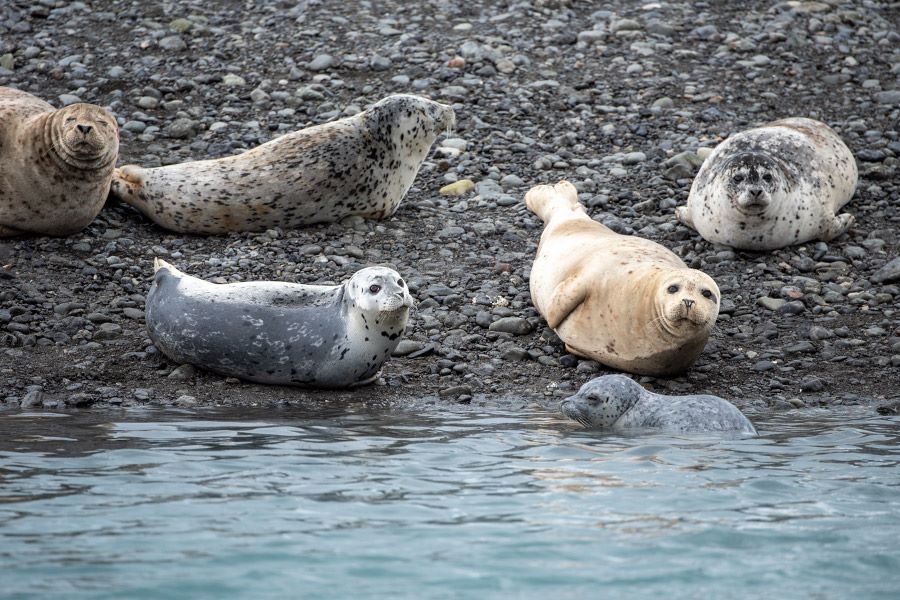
[146,279,347,385]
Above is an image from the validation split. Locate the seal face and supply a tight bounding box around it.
[676,117,858,250]
[525,181,720,377]
[560,374,757,434]
[0,87,119,236]
[110,94,456,234]
[145,261,413,388]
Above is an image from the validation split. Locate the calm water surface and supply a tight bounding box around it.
[1,404,899,599]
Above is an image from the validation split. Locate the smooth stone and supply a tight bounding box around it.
[440,179,475,196]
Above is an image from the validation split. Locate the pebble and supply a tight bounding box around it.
[439,179,475,196]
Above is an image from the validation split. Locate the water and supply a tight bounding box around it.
[2,404,899,599]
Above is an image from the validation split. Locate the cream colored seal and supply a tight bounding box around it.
[526,181,720,377]
[110,94,455,234]
[0,87,118,237]
[675,117,858,250]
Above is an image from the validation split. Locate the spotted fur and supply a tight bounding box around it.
[676,117,858,250]
[145,260,413,388]
[0,87,118,236]
[526,181,720,377]
[560,374,757,434]
[110,95,455,234]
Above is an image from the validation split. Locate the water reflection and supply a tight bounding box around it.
[1,405,899,599]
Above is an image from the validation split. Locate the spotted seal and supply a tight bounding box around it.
[0,87,118,237]
[675,117,858,250]
[110,94,455,234]
[145,260,414,387]
[526,181,720,377]
[560,374,757,434]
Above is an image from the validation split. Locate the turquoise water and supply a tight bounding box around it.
[2,405,899,599]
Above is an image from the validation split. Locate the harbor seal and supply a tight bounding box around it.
[526,181,720,377]
[675,117,858,250]
[110,94,456,234]
[145,260,414,388]
[560,374,757,434]
[0,87,118,236]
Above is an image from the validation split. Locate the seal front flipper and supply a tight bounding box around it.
[0,224,23,237]
[545,274,588,329]
[821,213,854,241]
[674,206,696,231]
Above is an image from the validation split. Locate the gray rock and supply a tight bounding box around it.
[488,317,533,335]
[308,54,335,71]
[872,257,900,283]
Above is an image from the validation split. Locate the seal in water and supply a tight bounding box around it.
[560,374,757,434]
[526,181,720,377]
[145,260,414,387]
[110,94,456,234]
[0,87,118,236]
[675,117,857,250]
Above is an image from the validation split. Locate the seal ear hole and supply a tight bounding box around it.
[667,285,679,294]
[369,284,382,294]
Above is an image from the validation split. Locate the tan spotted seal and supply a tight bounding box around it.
[675,117,858,250]
[145,260,413,388]
[0,87,118,237]
[110,94,456,234]
[560,374,757,434]
[526,181,720,377]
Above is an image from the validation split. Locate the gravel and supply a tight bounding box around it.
[1,0,898,412]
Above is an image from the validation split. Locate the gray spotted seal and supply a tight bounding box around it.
[676,117,857,250]
[145,260,413,388]
[110,94,455,234]
[526,181,720,377]
[560,375,757,434]
[0,87,118,237]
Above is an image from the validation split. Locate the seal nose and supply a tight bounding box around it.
[683,298,695,309]
[77,124,93,135]
[748,187,763,199]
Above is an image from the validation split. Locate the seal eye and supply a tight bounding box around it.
[396,278,405,287]
[732,174,745,184]
[667,285,679,294]
[65,116,76,123]
[762,173,773,183]
[701,289,715,299]
[369,284,381,294]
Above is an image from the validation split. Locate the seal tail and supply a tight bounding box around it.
[109,165,149,209]
[524,180,584,223]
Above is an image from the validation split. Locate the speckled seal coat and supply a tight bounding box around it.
[110,94,455,234]
[0,87,118,236]
[526,181,720,377]
[676,117,858,250]
[560,374,757,434]
[145,260,413,388]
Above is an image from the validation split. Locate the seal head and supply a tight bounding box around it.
[50,103,119,169]
[720,153,794,217]
[560,374,642,428]
[652,269,720,337]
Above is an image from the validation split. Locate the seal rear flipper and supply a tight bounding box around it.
[524,180,582,223]
[152,257,184,281]
[545,275,588,329]
[109,165,148,207]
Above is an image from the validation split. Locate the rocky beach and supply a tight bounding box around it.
[1,0,898,412]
